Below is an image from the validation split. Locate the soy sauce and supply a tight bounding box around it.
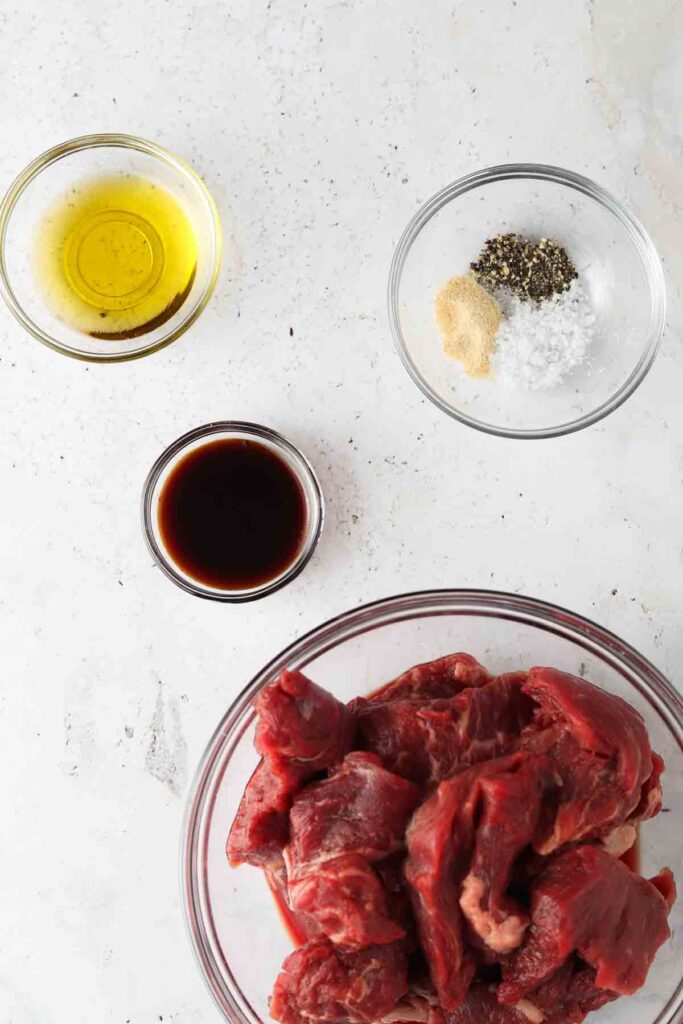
[158,439,307,590]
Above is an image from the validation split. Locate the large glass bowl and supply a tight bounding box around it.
[182,590,683,1024]
[0,133,221,361]
[388,165,666,438]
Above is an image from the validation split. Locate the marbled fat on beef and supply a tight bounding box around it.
[285,752,420,946]
[355,673,533,786]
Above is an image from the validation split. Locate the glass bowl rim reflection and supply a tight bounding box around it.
[181,587,683,1024]
[387,163,667,439]
[141,420,325,603]
[0,132,222,362]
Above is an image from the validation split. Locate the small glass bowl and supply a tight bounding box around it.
[388,164,666,438]
[141,422,324,602]
[182,589,683,1024]
[0,133,221,361]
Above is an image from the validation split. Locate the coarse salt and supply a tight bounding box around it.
[492,281,596,390]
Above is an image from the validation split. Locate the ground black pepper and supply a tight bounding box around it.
[470,233,577,302]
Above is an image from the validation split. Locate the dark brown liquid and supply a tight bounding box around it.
[158,438,307,590]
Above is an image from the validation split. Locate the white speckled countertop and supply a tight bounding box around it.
[1,1,682,1020]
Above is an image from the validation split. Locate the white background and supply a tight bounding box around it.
[0,1,681,1021]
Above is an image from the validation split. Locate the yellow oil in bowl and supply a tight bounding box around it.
[35,175,198,339]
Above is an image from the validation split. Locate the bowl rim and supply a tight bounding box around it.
[387,162,667,439]
[0,132,222,362]
[140,420,325,603]
[181,587,683,1024]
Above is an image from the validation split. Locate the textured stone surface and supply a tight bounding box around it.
[0,0,681,1020]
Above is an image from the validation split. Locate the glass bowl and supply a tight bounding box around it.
[141,422,324,602]
[182,589,683,1024]
[388,165,666,438]
[0,133,221,361]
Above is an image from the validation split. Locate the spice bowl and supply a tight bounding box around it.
[182,589,683,1024]
[141,422,324,602]
[0,133,221,361]
[389,164,666,438]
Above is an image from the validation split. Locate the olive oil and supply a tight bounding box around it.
[35,175,198,339]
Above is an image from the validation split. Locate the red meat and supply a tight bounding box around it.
[288,853,405,947]
[227,760,294,867]
[286,752,420,869]
[270,938,408,1024]
[459,753,551,953]
[441,966,617,1024]
[227,670,355,866]
[227,657,675,1024]
[285,752,420,946]
[255,669,355,768]
[405,752,550,1009]
[357,653,490,706]
[355,673,533,787]
[514,958,617,1024]
[498,845,675,1003]
[521,668,655,852]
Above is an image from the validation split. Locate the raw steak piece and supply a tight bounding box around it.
[405,752,549,1009]
[285,752,420,946]
[256,669,355,769]
[227,670,354,866]
[286,752,421,868]
[522,668,654,852]
[356,673,533,787]
[288,853,405,947]
[270,938,408,1024]
[357,653,490,706]
[459,753,551,953]
[227,760,294,868]
[498,845,675,1003]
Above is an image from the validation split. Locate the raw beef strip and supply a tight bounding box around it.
[405,752,549,1009]
[286,752,421,868]
[498,845,675,1003]
[356,674,533,787]
[355,653,490,706]
[256,669,355,770]
[270,938,408,1024]
[288,853,405,947]
[459,753,551,953]
[227,670,354,866]
[521,668,656,852]
[285,752,420,946]
[226,760,293,867]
